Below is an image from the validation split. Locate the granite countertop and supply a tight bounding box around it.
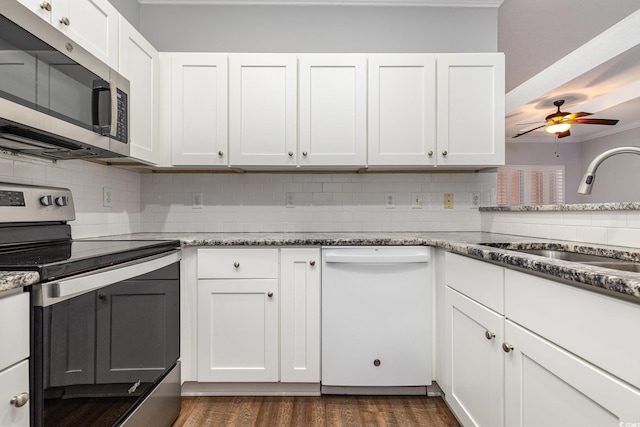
[87,231,640,302]
[480,202,640,212]
[0,271,40,294]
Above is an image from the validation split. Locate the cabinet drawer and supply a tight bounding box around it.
[0,359,29,427]
[0,292,29,370]
[197,248,279,279]
[445,252,504,313]
[505,269,640,390]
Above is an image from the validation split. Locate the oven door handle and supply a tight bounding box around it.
[36,250,181,306]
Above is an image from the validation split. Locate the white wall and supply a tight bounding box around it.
[139,5,497,53]
[141,171,497,233]
[0,153,142,238]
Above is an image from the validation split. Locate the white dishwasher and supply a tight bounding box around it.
[321,246,432,395]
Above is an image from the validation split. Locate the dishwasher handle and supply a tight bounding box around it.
[324,249,429,264]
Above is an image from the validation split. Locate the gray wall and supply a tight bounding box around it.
[139,5,497,52]
[578,127,640,203]
[506,142,583,204]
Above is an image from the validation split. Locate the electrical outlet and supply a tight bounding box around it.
[470,192,480,209]
[411,193,423,209]
[384,193,396,209]
[286,192,295,208]
[444,193,454,209]
[192,192,203,209]
[103,187,113,207]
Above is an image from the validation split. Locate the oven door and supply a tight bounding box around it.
[31,250,181,427]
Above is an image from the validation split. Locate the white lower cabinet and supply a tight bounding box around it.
[445,287,504,427]
[196,247,320,385]
[504,320,640,427]
[443,252,640,427]
[0,292,30,427]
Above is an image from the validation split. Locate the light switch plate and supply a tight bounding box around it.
[385,193,396,209]
[470,192,480,209]
[192,192,203,209]
[411,193,423,209]
[286,192,295,208]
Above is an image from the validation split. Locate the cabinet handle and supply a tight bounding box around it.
[442,150,448,156]
[373,359,381,367]
[10,392,29,408]
[288,151,294,157]
[98,294,106,300]
[267,291,274,298]
[484,330,495,340]
[309,260,316,266]
[218,151,223,157]
[233,261,240,268]
[427,150,433,156]
[40,1,52,11]
[59,16,70,26]
[502,342,514,353]
[302,151,308,157]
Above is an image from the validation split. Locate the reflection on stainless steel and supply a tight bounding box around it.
[577,146,640,194]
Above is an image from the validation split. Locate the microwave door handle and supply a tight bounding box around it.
[109,80,117,137]
[91,79,112,136]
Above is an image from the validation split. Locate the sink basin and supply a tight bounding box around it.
[479,244,640,273]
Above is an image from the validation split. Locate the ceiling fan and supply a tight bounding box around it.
[512,99,619,139]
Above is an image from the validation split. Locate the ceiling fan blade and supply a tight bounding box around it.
[564,112,592,121]
[570,118,619,125]
[512,124,546,138]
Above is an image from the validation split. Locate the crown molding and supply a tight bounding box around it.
[137,0,503,7]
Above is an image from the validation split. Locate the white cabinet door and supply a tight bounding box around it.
[446,287,504,427]
[197,279,279,382]
[368,54,436,166]
[436,54,504,167]
[504,320,640,427]
[53,0,119,70]
[280,248,320,383]
[169,53,228,167]
[118,17,159,165]
[0,293,29,371]
[229,54,297,167]
[0,360,30,427]
[298,55,366,167]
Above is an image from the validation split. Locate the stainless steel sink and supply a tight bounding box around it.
[480,245,640,273]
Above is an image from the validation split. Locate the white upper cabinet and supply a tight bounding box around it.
[229,54,297,168]
[298,55,367,168]
[118,17,159,165]
[436,53,505,167]
[368,55,437,166]
[168,53,228,167]
[17,0,119,70]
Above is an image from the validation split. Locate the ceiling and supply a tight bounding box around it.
[137,0,503,6]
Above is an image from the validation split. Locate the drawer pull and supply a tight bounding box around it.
[373,359,381,367]
[233,262,240,268]
[485,330,495,340]
[218,151,223,157]
[442,150,448,156]
[428,150,433,156]
[59,16,70,26]
[10,392,29,408]
[40,1,52,11]
[309,260,316,266]
[267,291,273,298]
[502,342,514,353]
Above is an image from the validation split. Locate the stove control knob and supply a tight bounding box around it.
[40,195,53,206]
[55,196,68,206]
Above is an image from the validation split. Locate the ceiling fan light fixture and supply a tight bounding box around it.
[545,122,572,134]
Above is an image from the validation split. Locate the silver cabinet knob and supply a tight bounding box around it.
[302,151,308,157]
[502,342,514,353]
[40,1,52,11]
[288,151,294,157]
[485,330,495,340]
[442,150,448,156]
[59,16,70,26]
[373,359,381,367]
[309,260,316,266]
[233,261,240,268]
[10,392,29,408]
[267,291,273,298]
[427,150,433,156]
[218,151,223,157]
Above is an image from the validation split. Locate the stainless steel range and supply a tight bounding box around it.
[0,182,181,427]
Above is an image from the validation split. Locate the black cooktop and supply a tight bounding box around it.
[0,239,180,282]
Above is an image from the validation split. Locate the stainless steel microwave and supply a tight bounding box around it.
[0,2,129,160]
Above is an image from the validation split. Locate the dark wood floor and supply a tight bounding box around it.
[172,395,461,427]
